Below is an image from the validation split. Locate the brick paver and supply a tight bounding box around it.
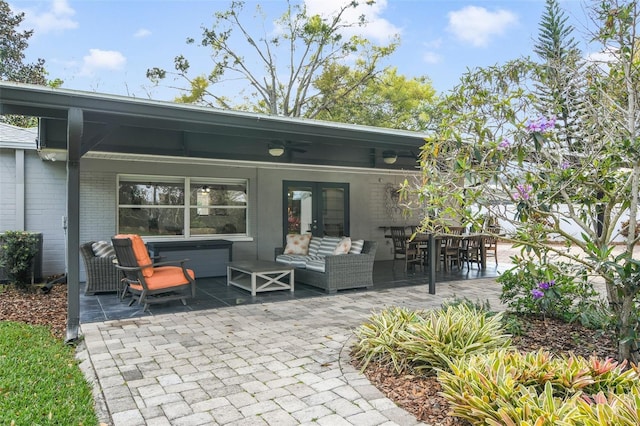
[79,277,505,425]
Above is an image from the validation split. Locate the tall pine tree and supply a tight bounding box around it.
[533,0,585,152]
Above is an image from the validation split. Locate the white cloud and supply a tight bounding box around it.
[304,0,400,43]
[423,51,441,64]
[17,0,78,35]
[447,6,518,48]
[80,49,126,76]
[134,28,152,38]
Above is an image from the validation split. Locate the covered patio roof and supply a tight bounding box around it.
[0,81,430,342]
[0,81,427,169]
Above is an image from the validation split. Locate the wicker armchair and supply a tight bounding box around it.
[80,241,120,295]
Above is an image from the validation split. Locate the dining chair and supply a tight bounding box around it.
[111,234,196,311]
[389,226,422,271]
[484,226,500,265]
[439,226,465,271]
[460,235,482,269]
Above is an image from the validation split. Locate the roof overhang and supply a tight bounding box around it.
[0,81,427,169]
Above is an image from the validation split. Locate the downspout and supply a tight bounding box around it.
[65,108,83,343]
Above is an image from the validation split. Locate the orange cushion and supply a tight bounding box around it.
[129,266,195,291]
[113,234,153,277]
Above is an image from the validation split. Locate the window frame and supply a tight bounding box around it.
[117,174,249,239]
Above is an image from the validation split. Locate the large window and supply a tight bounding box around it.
[118,175,247,237]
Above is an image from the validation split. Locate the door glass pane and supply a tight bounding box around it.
[287,187,313,234]
[322,188,345,236]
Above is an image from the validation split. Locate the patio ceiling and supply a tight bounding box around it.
[0,81,428,169]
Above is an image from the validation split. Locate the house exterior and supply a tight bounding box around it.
[0,82,424,340]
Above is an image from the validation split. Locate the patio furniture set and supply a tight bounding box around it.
[81,233,377,310]
[386,225,499,272]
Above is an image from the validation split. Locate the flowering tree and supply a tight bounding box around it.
[410,0,640,361]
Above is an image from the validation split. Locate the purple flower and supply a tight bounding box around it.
[526,116,556,133]
[561,160,570,170]
[538,281,551,290]
[498,139,511,149]
[514,184,532,201]
[531,289,545,299]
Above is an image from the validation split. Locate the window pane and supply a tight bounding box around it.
[190,208,246,235]
[119,208,184,236]
[190,183,247,207]
[120,182,184,206]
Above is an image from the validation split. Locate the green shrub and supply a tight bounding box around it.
[352,304,511,375]
[0,231,40,290]
[498,261,603,324]
[437,348,640,424]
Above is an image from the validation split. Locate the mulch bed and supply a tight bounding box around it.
[352,315,619,425]
[0,283,67,340]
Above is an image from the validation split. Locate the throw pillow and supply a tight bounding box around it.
[333,237,352,255]
[284,234,311,255]
[308,237,322,256]
[92,241,115,258]
[317,236,342,256]
[349,239,365,254]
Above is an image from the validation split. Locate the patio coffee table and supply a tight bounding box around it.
[227,260,294,296]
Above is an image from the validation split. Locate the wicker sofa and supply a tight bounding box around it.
[275,238,377,293]
[80,241,120,295]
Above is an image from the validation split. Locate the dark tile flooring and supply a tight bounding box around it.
[80,260,506,324]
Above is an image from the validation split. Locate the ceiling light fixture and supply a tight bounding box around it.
[268,144,285,157]
[382,150,397,165]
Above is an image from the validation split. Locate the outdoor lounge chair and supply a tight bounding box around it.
[111,234,196,311]
[80,241,120,295]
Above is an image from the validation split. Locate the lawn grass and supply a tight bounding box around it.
[0,321,98,425]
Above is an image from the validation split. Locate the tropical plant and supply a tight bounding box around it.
[408,0,640,362]
[352,304,511,375]
[438,348,640,424]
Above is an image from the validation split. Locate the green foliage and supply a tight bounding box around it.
[410,0,640,361]
[0,321,97,425]
[498,261,604,325]
[312,66,437,131]
[352,304,511,375]
[0,231,40,290]
[438,349,640,425]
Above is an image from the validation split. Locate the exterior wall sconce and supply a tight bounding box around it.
[268,144,285,157]
[382,150,397,164]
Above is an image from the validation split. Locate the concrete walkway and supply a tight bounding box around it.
[78,278,505,426]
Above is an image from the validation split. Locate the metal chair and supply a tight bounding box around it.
[389,226,422,271]
[111,234,196,311]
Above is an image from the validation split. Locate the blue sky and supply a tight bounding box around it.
[9,0,594,101]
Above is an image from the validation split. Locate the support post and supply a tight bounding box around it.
[428,233,436,294]
[65,108,83,343]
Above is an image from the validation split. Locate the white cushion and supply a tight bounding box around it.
[333,237,351,255]
[317,236,342,256]
[283,234,311,255]
[349,239,365,254]
[92,241,115,258]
